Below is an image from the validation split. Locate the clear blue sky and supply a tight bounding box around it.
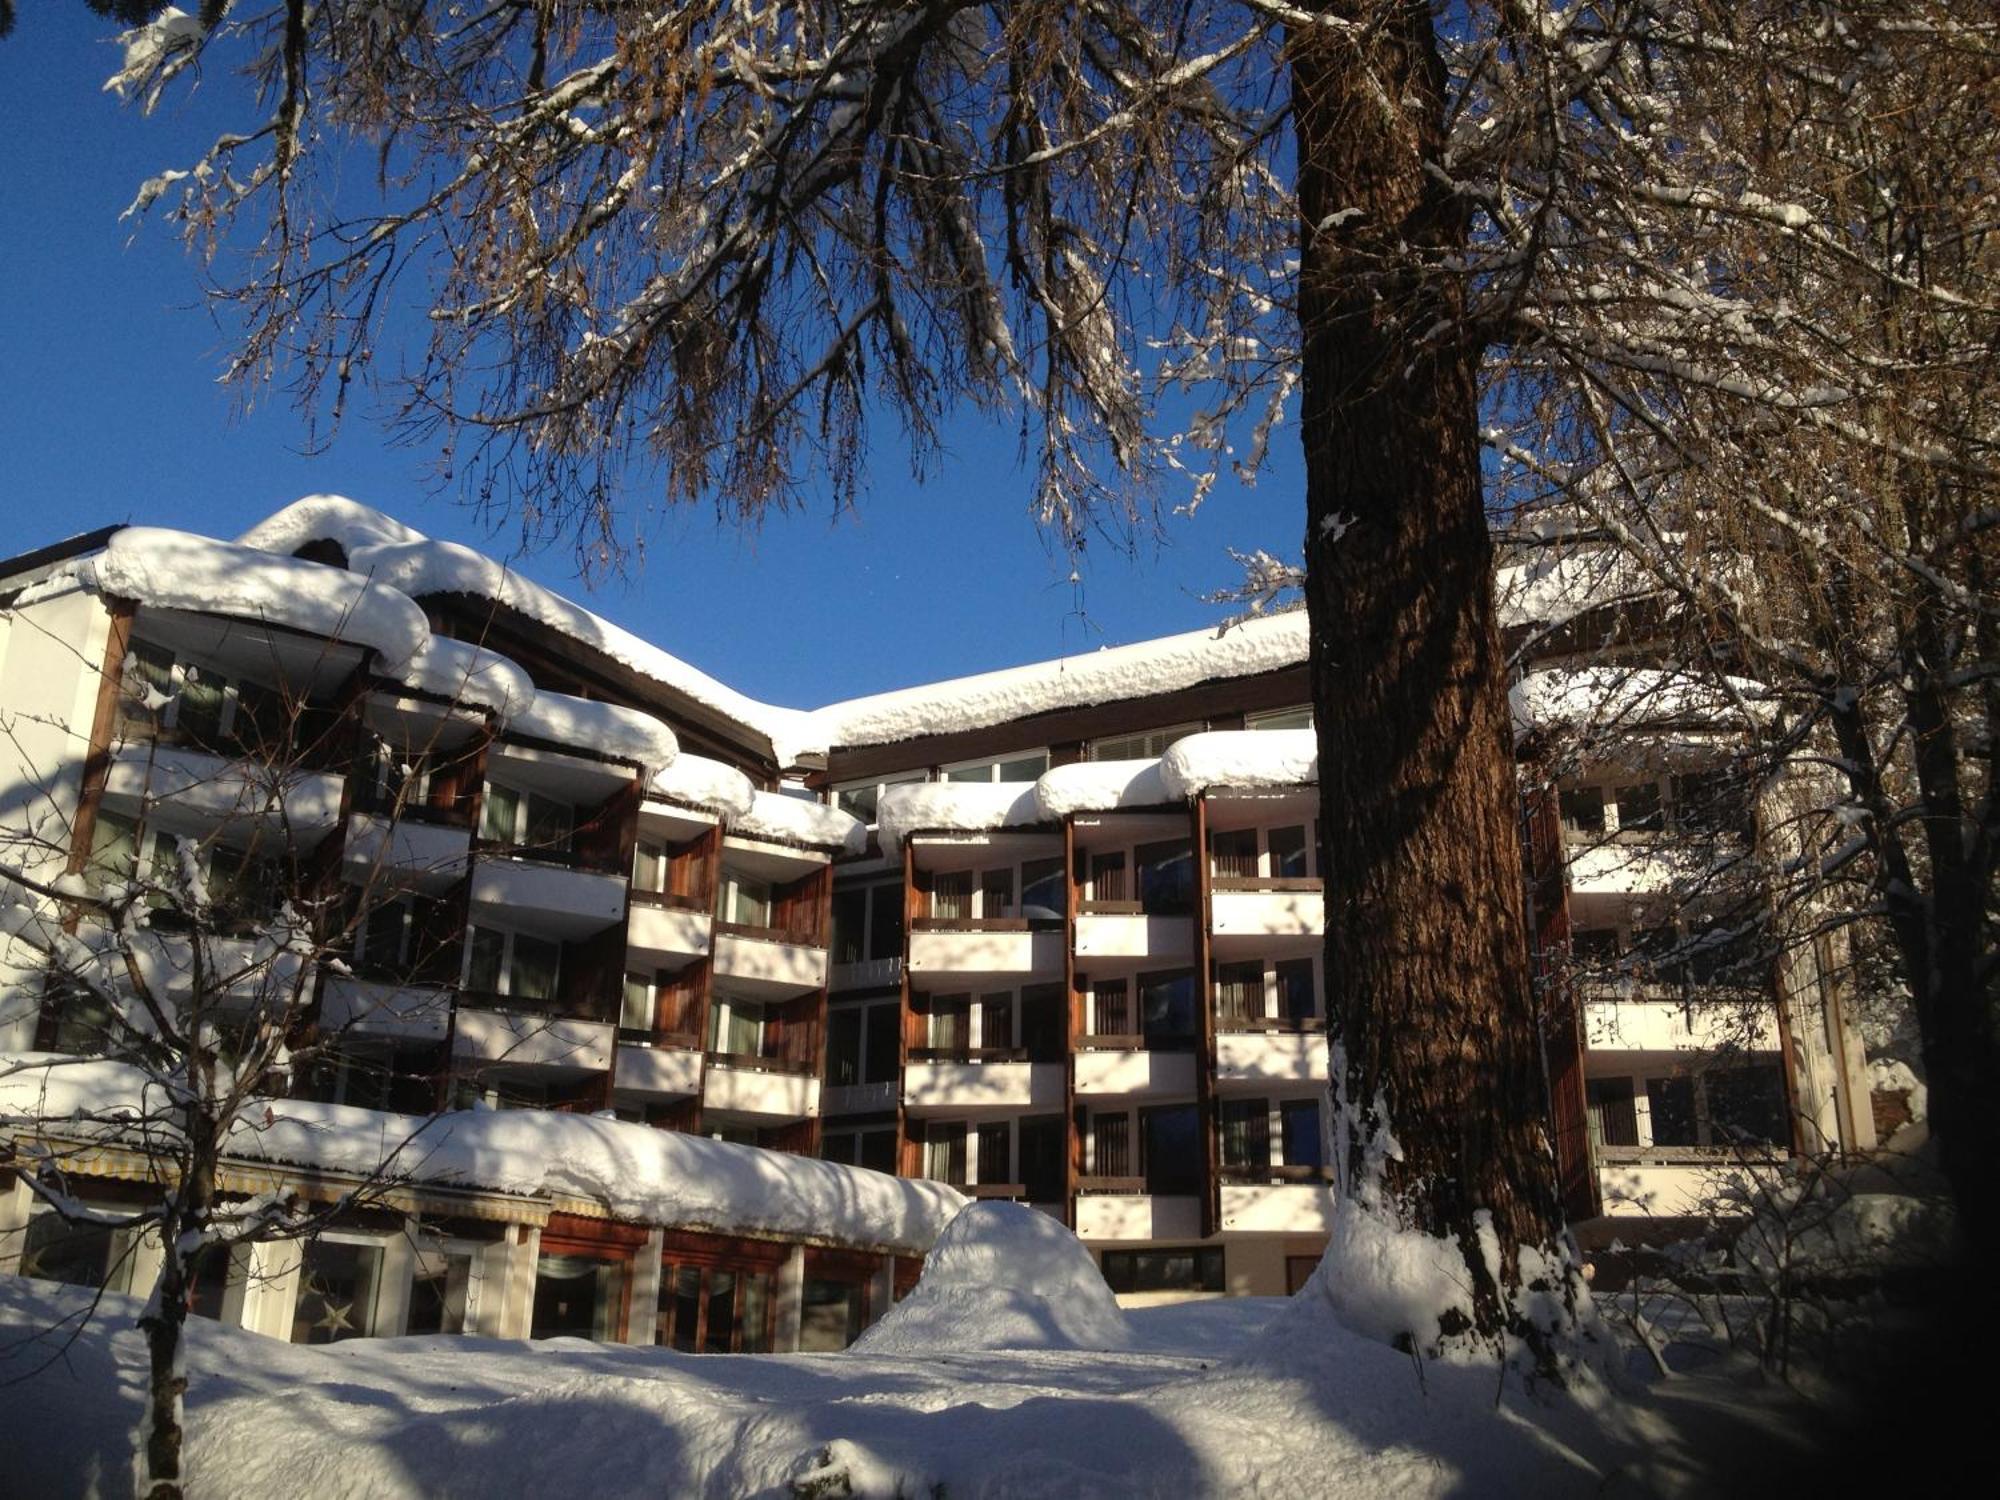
[0,9,1309,711]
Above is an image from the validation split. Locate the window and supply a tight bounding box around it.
[621,971,657,1032]
[1089,723,1202,761]
[1707,1065,1789,1147]
[1559,786,1606,836]
[979,867,1015,920]
[1091,978,1131,1037]
[356,897,414,981]
[1275,959,1317,1023]
[479,783,575,857]
[1613,781,1663,834]
[1099,1247,1224,1295]
[830,889,867,964]
[1588,1077,1640,1148]
[1020,984,1065,1062]
[944,751,1048,783]
[532,1252,626,1341]
[1672,767,1752,839]
[1211,828,1258,880]
[1020,857,1064,921]
[708,995,764,1058]
[799,1277,864,1351]
[1019,1115,1066,1202]
[832,770,927,825]
[826,1001,900,1087]
[1221,1099,1270,1171]
[1248,706,1313,731]
[633,837,667,895]
[927,994,971,1053]
[1139,970,1196,1047]
[833,883,903,964]
[1215,960,1263,1025]
[1141,1105,1203,1195]
[977,1121,1012,1184]
[406,1238,482,1336]
[658,1262,775,1353]
[1280,1099,1323,1169]
[87,810,140,887]
[868,884,904,960]
[717,871,774,928]
[1089,851,1127,903]
[1571,928,1621,967]
[116,640,175,739]
[823,1126,897,1174]
[464,926,562,1003]
[1092,1113,1132,1178]
[205,841,285,928]
[1135,839,1194,915]
[292,1236,385,1344]
[981,992,1015,1051]
[18,1207,133,1291]
[931,871,973,922]
[1267,825,1309,880]
[1645,1075,1699,1147]
[923,1122,968,1185]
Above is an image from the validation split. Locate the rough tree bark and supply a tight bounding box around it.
[1292,0,1579,1368]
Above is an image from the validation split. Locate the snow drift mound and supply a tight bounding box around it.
[852,1201,1137,1354]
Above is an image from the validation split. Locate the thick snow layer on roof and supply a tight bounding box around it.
[651,753,756,820]
[1496,546,1651,631]
[876,782,1045,848]
[94,528,429,667]
[853,1202,1136,1354]
[1159,729,1317,799]
[0,1055,960,1254]
[386,635,535,721]
[809,611,1308,752]
[1510,667,1771,737]
[236,499,809,763]
[508,691,679,776]
[728,790,866,854]
[1034,758,1174,817]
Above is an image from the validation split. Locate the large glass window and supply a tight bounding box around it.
[532,1253,625,1341]
[1267,825,1309,879]
[926,994,970,1053]
[943,751,1048,784]
[406,1239,480,1336]
[799,1278,865,1352]
[1221,1099,1269,1171]
[1089,724,1202,762]
[1139,970,1197,1047]
[1645,1075,1699,1147]
[1705,1065,1789,1147]
[1215,960,1263,1025]
[1099,1247,1224,1294]
[621,971,657,1032]
[480,783,574,856]
[1559,786,1606,837]
[1613,781,1664,834]
[1280,1099,1323,1169]
[923,1122,968,1185]
[1135,839,1194,916]
[464,926,562,1003]
[1275,959,1317,1023]
[292,1236,385,1345]
[1141,1105,1203,1195]
[1019,858,1064,922]
[1211,827,1258,881]
[830,889,867,964]
[18,1208,132,1291]
[709,997,764,1058]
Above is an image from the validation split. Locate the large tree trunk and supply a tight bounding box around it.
[1290,1,1583,1372]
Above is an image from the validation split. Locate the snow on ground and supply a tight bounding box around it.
[0,1270,1878,1500]
[854,1202,1137,1354]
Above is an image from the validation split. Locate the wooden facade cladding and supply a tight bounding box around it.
[60,597,134,882]
[1194,797,1220,1239]
[895,836,921,1179]
[1063,817,1082,1227]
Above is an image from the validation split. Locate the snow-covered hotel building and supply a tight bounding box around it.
[0,499,1874,1347]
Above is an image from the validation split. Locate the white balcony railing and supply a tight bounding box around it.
[626,900,713,967]
[702,1058,820,1120]
[907,925,1063,982]
[902,1057,1063,1115]
[612,1041,703,1098]
[467,856,626,937]
[1218,1181,1334,1235]
[318,975,452,1041]
[341,812,471,892]
[1209,885,1324,940]
[1072,913,1194,964]
[1213,1026,1329,1087]
[711,927,828,999]
[1074,1192,1202,1242]
[451,1007,614,1071]
[1072,1047,1198,1099]
[1582,994,1778,1052]
[104,744,344,848]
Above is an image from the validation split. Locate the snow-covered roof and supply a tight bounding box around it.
[507,690,680,778]
[806,611,1309,753]
[728,789,868,855]
[650,753,756,821]
[1510,667,1772,738]
[236,497,815,766]
[875,731,1321,848]
[1,1056,961,1255]
[94,527,430,667]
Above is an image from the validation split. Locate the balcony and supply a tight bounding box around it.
[113,927,309,1011]
[1073,1188,1203,1242]
[902,1051,1064,1116]
[1218,1171,1334,1234]
[1581,990,1777,1052]
[1214,1021,1329,1088]
[822,1079,898,1116]
[711,924,828,1000]
[1072,912,1194,965]
[318,975,451,1041]
[468,854,626,939]
[829,955,902,994]
[341,812,472,893]
[612,1040,703,1099]
[702,1055,820,1121]
[1565,840,1710,897]
[1594,1145,1779,1219]
[1209,878,1324,945]
[103,744,344,848]
[626,896,713,967]
[908,920,1064,983]
[451,1005,614,1071]
[1072,1044,1198,1099]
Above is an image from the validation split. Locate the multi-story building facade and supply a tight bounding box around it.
[0,498,1878,1346]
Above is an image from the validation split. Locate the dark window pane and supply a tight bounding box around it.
[830,890,866,964]
[857,1129,897,1175]
[932,871,972,922]
[867,886,904,961]
[1221,1099,1268,1170]
[1211,828,1257,880]
[863,1005,900,1084]
[1136,840,1194,916]
[1707,1065,1789,1147]
[1140,970,1196,1046]
[980,868,1015,919]
[1280,1099,1322,1168]
[1275,959,1316,1023]
[293,1239,383,1345]
[1092,980,1131,1036]
[1560,787,1605,836]
[1141,1105,1202,1195]
[1646,1076,1699,1147]
[1614,782,1663,833]
[1094,1114,1131,1179]
[1215,961,1263,1025]
[1588,1077,1639,1148]
[1020,859,1064,921]
[1267,825,1307,879]
[826,1008,863,1086]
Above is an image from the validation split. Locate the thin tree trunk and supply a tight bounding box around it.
[138,1122,218,1500]
[1290,0,1580,1371]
